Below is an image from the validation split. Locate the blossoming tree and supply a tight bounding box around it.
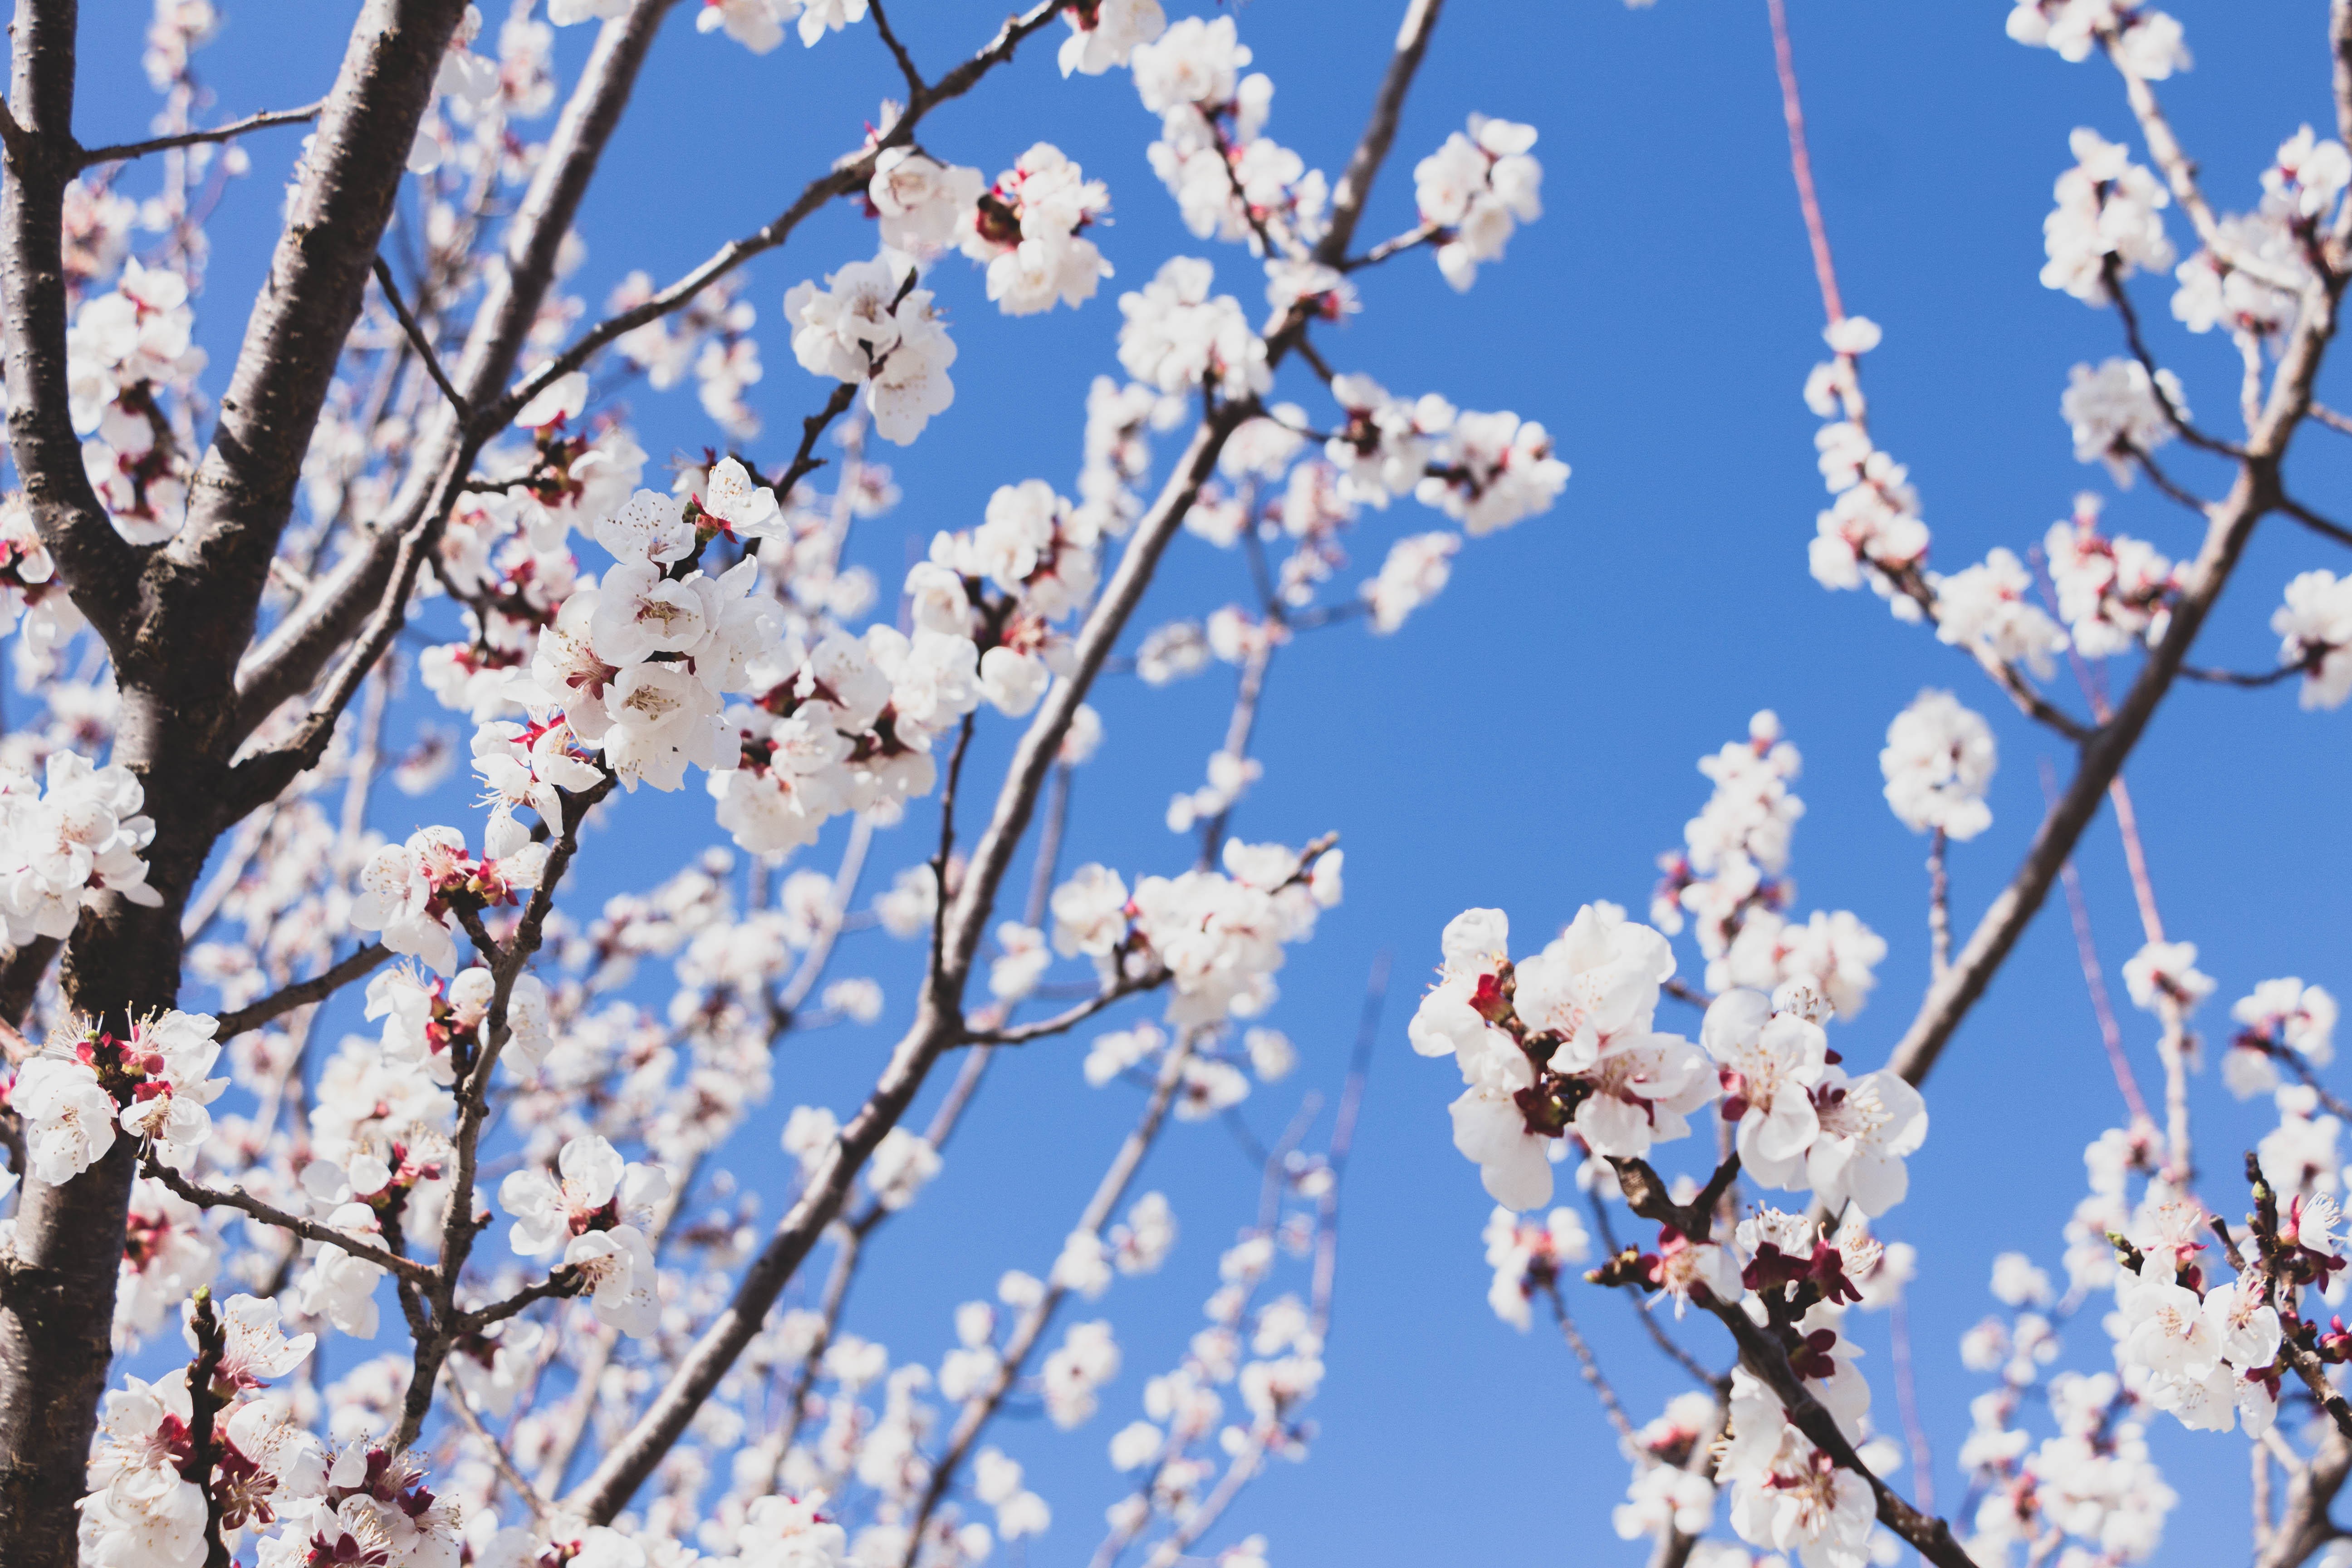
[7,0,2352,1567]
[1411,3,2352,1566]
[0,0,1579,1564]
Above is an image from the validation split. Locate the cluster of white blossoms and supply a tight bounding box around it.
[1413,114,1544,292]
[501,1133,671,1337]
[0,494,73,661]
[65,256,207,544]
[1802,317,1931,617]
[2223,976,2339,1100]
[679,0,867,54]
[869,142,1118,318]
[2042,491,2179,658]
[515,481,780,786]
[2271,568,2352,710]
[1597,1211,1911,1568]
[605,271,768,441]
[2039,127,2173,304]
[782,255,958,445]
[1313,372,1569,537]
[1651,712,1885,1016]
[1057,0,1167,78]
[2005,0,2190,79]
[1878,689,1996,841]
[1117,255,1269,402]
[1100,1226,1328,1548]
[1050,837,1342,1028]
[2112,1256,2287,1435]
[0,750,163,942]
[2060,358,2185,484]
[1703,988,1928,1218]
[78,1297,345,1568]
[2171,126,2350,340]
[1133,17,1330,263]
[349,823,547,975]
[1410,903,1714,1210]
[1363,531,1460,633]
[13,1009,224,1185]
[1931,545,2070,679]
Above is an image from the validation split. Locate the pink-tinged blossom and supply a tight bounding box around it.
[1481,1205,1590,1329]
[956,144,1113,317]
[2224,977,2337,1098]
[499,1133,670,1257]
[13,1055,119,1184]
[1701,989,1828,1189]
[0,751,163,943]
[2043,493,2177,657]
[1417,409,1568,535]
[1362,531,1460,634]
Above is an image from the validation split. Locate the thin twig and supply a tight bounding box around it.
[140,1155,436,1283]
[77,98,325,168]
[372,256,470,422]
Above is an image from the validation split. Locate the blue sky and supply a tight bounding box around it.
[53,0,2352,1562]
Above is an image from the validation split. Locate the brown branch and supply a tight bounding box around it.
[456,1267,583,1332]
[212,942,393,1039]
[1766,0,1843,322]
[1313,0,1445,269]
[371,256,470,422]
[1543,1283,1638,1442]
[2107,258,2242,455]
[0,934,59,1028]
[164,0,472,689]
[959,969,1169,1045]
[443,1373,552,1522]
[2282,495,2352,548]
[865,0,927,98]
[2180,662,2306,688]
[140,1154,435,1283]
[77,98,325,168]
[2312,401,2352,437]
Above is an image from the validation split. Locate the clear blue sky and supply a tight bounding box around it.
[55,1,2352,1562]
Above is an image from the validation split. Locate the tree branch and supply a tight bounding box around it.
[77,99,325,168]
[140,1154,436,1283]
[959,968,1169,1046]
[2281,495,2352,548]
[212,943,393,1039]
[371,256,470,421]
